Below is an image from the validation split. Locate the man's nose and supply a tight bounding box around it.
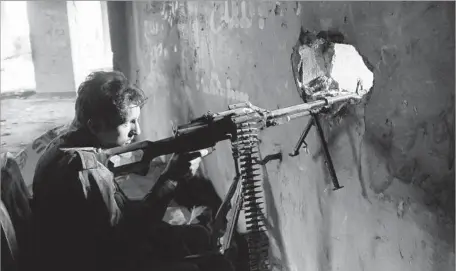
[134,123,141,136]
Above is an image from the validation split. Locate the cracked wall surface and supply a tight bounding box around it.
[109,1,455,270]
[26,1,75,93]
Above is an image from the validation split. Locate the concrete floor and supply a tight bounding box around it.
[0,94,75,155]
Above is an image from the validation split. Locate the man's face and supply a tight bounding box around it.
[94,106,142,148]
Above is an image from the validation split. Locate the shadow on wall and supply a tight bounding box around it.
[259,152,290,271]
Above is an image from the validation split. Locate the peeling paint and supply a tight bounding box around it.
[143,20,161,36]
[197,72,249,102]
[209,1,278,33]
[239,1,252,29]
[209,1,250,33]
[150,43,163,59]
[295,3,301,16]
[259,17,265,30]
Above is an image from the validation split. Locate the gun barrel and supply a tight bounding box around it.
[266,93,360,126]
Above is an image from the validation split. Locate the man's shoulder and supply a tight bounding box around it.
[32,147,79,197]
[39,147,104,173]
[33,147,111,197]
[36,143,73,170]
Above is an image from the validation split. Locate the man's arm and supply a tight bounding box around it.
[141,175,178,223]
[133,151,204,224]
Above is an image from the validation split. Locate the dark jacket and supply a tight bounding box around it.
[31,128,176,271]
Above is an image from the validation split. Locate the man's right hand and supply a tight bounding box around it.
[161,148,212,182]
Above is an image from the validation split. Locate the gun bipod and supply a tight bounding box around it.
[289,112,344,191]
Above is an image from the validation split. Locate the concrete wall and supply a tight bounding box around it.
[2,1,112,94]
[26,1,75,93]
[67,1,113,88]
[110,2,455,270]
[1,1,36,93]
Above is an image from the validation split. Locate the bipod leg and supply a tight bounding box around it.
[210,173,241,251]
[215,174,240,221]
[289,117,314,157]
[312,114,344,191]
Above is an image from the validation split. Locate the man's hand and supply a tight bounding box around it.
[162,148,212,182]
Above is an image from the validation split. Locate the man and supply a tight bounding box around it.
[31,71,233,271]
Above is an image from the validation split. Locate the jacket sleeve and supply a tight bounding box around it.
[120,175,178,232]
[32,152,116,271]
[116,158,175,225]
[141,175,178,223]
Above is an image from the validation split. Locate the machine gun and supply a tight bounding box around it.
[98,92,364,271]
[104,93,360,185]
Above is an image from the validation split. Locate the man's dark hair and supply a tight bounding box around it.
[75,71,147,129]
